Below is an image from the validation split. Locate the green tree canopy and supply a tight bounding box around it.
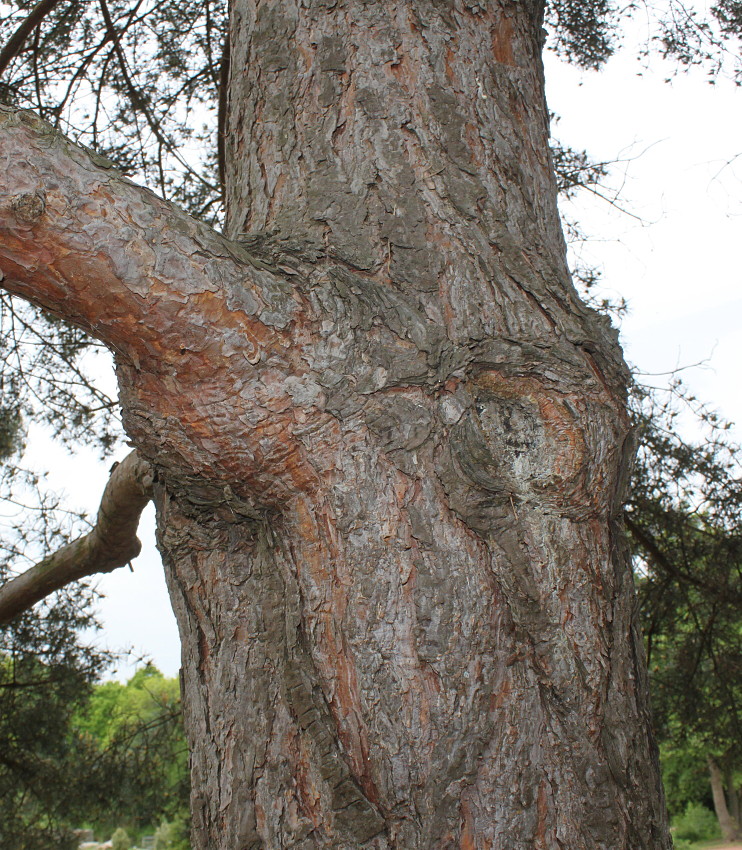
[627,382,742,823]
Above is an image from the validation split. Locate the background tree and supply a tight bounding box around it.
[627,382,742,841]
[0,589,111,850]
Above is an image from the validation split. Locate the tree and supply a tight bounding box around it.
[0,2,696,846]
[0,587,112,850]
[627,383,742,841]
[76,664,190,839]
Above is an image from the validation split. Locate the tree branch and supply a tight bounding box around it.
[0,449,154,625]
[0,105,317,507]
[96,0,217,195]
[0,105,294,371]
[0,0,67,79]
[217,32,230,203]
[624,510,742,604]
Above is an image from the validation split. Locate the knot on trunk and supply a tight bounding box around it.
[10,190,46,225]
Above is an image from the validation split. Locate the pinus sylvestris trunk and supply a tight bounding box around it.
[0,1,671,847]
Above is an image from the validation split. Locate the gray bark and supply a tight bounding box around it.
[0,0,672,846]
[728,771,741,830]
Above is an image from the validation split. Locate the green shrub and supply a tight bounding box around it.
[154,821,173,849]
[671,802,720,843]
[154,816,190,850]
[672,839,694,850]
[111,827,131,850]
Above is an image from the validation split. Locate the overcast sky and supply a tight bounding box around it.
[24,23,742,682]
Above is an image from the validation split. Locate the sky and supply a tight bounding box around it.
[546,28,742,430]
[20,19,742,682]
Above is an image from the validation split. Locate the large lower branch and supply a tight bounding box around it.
[0,105,312,505]
[0,450,154,624]
[0,105,297,377]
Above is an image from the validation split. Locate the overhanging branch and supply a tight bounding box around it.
[0,449,154,625]
[0,0,67,79]
[0,105,293,374]
[0,103,312,513]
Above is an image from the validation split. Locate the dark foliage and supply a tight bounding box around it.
[627,380,742,808]
[0,586,112,850]
[0,0,226,223]
[545,0,624,68]
[663,3,742,82]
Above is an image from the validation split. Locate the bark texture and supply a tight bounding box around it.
[0,449,153,625]
[0,1,672,846]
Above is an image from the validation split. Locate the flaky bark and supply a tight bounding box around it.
[0,1,672,846]
[0,450,153,624]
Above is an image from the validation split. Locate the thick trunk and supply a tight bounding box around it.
[0,0,672,846]
[709,757,741,843]
[162,2,668,847]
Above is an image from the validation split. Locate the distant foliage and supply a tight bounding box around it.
[0,644,189,849]
[671,803,722,843]
[111,827,132,850]
[74,664,190,840]
[154,815,191,850]
[0,602,112,850]
[628,380,742,826]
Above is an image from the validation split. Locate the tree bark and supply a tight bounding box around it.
[709,756,741,842]
[0,1,672,846]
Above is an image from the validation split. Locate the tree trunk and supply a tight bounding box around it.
[728,770,741,832]
[0,0,672,847]
[709,757,741,842]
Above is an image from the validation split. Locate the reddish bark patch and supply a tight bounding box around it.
[492,676,512,710]
[293,733,323,829]
[445,46,457,83]
[534,778,550,847]
[460,798,477,850]
[491,16,516,66]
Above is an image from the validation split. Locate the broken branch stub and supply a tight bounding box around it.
[0,450,154,624]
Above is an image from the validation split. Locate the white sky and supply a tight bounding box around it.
[19,25,742,682]
[546,31,742,430]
